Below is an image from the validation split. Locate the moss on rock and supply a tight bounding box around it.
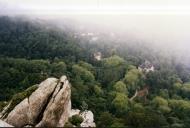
[6,84,38,115]
[0,101,8,112]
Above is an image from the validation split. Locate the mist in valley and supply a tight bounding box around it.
[1,0,190,67]
[1,1,190,127]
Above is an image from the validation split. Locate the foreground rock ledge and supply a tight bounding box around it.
[1,76,71,127]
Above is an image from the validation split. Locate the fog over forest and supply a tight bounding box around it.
[1,1,190,127]
[1,0,190,67]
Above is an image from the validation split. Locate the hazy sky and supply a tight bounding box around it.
[0,0,190,58]
[1,0,190,14]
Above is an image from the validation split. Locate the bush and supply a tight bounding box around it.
[69,114,83,126]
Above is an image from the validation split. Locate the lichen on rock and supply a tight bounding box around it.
[0,84,38,119]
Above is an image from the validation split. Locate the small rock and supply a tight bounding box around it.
[80,111,96,127]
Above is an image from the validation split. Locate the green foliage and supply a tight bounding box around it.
[72,64,95,82]
[98,55,127,85]
[80,101,88,111]
[152,96,168,107]
[181,83,190,99]
[125,110,168,128]
[111,118,125,127]
[128,65,137,70]
[1,16,190,127]
[168,99,190,111]
[171,123,184,128]
[69,114,83,126]
[102,55,125,67]
[97,112,114,127]
[112,93,129,112]
[174,82,182,89]
[124,68,140,85]
[94,85,104,96]
[159,89,169,99]
[0,101,7,111]
[131,103,145,113]
[158,105,171,114]
[51,61,66,77]
[152,96,171,114]
[0,58,68,101]
[78,61,94,73]
[113,81,128,94]
[124,67,144,93]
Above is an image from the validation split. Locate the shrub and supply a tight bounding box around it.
[69,114,83,126]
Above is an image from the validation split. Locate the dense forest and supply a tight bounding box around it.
[0,16,190,127]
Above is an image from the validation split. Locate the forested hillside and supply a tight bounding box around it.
[0,16,190,127]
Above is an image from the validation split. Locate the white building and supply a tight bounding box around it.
[138,60,155,73]
[93,52,102,61]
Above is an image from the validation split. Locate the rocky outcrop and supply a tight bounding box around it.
[5,78,58,127]
[80,111,96,127]
[36,76,71,127]
[70,109,80,117]
[1,76,71,127]
[0,75,96,127]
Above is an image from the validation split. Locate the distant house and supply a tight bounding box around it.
[93,52,102,61]
[138,60,154,73]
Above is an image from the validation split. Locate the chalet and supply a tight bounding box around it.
[138,60,154,73]
[93,52,102,61]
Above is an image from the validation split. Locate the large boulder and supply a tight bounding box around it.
[2,76,71,127]
[36,76,71,127]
